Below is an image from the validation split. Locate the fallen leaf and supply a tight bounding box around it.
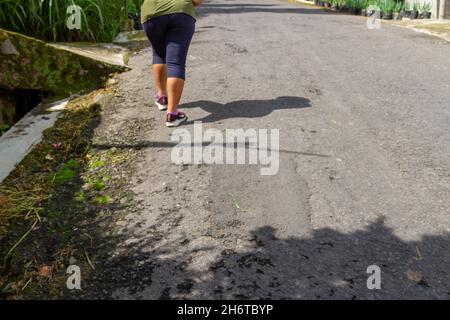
[38,265,52,277]
[45,154,54,161]
[406,270,422,283]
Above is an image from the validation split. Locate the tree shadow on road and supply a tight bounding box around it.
[196,219,450,299]
[75,214,450,299]
[182,96,311,124]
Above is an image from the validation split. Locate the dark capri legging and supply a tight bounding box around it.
[143,13,195,80]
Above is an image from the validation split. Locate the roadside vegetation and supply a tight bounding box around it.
[0,91,104,243]
[0,83,138,298]
[0,3,146,291]
[0,0,144,42]
[315,0,432,19]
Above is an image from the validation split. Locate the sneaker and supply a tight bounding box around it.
[155,95,168,111]
[166,112,188,127]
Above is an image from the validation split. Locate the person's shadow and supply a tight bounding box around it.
[181,96,311,124]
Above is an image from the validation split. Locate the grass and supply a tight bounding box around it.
[53,160,81,183]
[0,87,117,298]
[0,82,140,297]
[0,89,105,243]
[0,0,145,42]
[0,187,46,241]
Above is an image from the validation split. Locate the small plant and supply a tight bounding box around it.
[359,0,370,14]
[93,181,106,191]
[53,160,80,184]
[75,191,86,202]
[95,195,110,205]
[353,0,365,13]
[378,0,396,19]
[402,1,412,18]
[386,0,395,13]
[392,1,403,19]
[410,1,420,18]
[90,160,106,169]
[420,2,432,18]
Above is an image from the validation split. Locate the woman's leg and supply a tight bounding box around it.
[167,77,185,114]
[153,64,167,97]
[143,16,169,98]
[165,14,196,115]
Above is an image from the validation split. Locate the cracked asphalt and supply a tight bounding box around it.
[83,0,450,299]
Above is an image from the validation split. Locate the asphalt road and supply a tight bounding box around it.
[88,0,450,299]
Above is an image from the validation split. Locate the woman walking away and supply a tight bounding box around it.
[141,0,204,127]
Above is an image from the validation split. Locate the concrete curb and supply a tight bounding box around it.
[0,99,69,183]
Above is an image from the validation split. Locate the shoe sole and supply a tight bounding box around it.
[155,101,167,111]
[166,116,188,127]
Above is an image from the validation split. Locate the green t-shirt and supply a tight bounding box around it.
[141,0,196,23]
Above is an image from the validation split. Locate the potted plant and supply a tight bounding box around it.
[420,3,432,19]
[393,1,403,20]
[412,1,420,19]
[381,0,394,19]
[344,0,352,13]
[354,0,363,15]
[377,0,385,18]
[350,0,362,14]
[402,2,412,18]
[364,0,377,16]
[361,0,369,16]
[341,0,351,12]
[330,0,339,11]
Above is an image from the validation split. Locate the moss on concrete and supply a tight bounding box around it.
[0,29,129,96]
